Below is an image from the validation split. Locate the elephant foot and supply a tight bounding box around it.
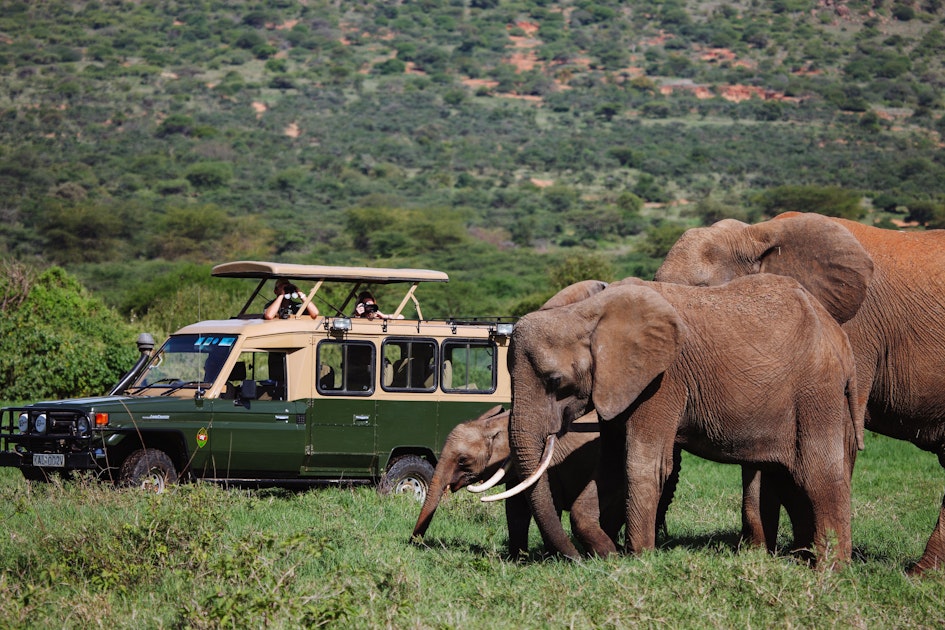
[908,501,945,576]
[907,555,942,576]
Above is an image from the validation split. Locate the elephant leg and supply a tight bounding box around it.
[598,419,626,551]
[505,494,532,558]
[909,459,945,575]
[794,463,852,569]
[656,444,681,540]
[740,467,782,551]
[569,481,617,557]
[624,426,676,554]
[740,467,764,547]
[753,468,819,559]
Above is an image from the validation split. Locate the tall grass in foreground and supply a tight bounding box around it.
[0,432,942,629]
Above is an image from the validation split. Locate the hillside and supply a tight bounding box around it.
[1,0,944,320]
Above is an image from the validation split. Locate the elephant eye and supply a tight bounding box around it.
[544,375,561,393]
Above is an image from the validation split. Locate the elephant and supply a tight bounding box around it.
[501,274,864,568]
[655,211,945,575]
[411,404,619,556]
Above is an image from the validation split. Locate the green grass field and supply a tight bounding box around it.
[0,432,942,629]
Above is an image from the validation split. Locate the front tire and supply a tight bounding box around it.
[119,448,178,492]
[378,455,435,503]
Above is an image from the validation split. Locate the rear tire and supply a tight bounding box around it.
[120,448,178,493]
[378,455,434,503]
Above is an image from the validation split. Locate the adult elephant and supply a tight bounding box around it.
[655,211,945,574]
[411,405,619,557]
[501,274,864,568]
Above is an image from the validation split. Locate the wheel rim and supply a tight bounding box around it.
[139,469,167,493]
[394,476,427,503]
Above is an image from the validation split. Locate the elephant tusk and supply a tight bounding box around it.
[480,435,556,503]
[467,458,510,493]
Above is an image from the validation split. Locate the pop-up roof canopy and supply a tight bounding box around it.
[212,261,449,319]
[212,261,449,284]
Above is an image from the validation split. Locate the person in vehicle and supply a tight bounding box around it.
[264,279,319,320]
[353,290,403,320]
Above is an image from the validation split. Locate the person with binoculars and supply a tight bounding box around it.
[264,279,320,320]
[353,290,403,321]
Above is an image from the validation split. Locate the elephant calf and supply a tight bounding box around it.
[411,405,618,557]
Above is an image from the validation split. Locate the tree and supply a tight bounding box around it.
[0,265,138,400]
[905,200,945,226]
[637,223,687,260]
[757,185,864,220]
[185,162,233,189]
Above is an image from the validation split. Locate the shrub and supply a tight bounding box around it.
[549,253,615,290]
[156,114,194,137]
[0,265,138,400]
[757,185,864,220]
[185,162,233,189]
[637,223,688,260]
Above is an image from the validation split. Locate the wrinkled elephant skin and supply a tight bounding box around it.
[508,274,861,569]
[656,211,945,574]
[411,405,617,557]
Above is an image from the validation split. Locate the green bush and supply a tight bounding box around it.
[184,162,233,189]
[0,265,138,400]
[757,185,865,220]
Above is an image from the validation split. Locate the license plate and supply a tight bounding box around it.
[33,453,65,467]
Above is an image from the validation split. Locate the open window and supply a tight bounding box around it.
[226,351,288,401]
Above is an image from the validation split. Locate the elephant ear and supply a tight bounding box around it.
[540,280,608,310]
[746,213,874,324]
[583,283,686,421]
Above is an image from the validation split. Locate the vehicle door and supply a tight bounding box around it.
[304,340,377,476]
[207,349,307,476]
[375,337,440,457]
[435,338,504,446]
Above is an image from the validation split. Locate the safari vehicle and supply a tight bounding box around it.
[0,262,514,501]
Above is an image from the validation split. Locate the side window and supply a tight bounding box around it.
[223,351,288,401]
[381,338,437,392]
[441,340,497,393]
[317,341,375,395]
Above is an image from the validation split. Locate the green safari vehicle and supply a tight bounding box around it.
[0,262,515,501]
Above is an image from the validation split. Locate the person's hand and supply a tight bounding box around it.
[355,303,365,316]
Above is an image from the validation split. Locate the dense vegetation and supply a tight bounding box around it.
[2,0,945,388]
[0,433,942,628]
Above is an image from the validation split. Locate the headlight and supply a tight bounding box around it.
[34,413,48,434]
[17,413,28,433]
[76,416,90,437]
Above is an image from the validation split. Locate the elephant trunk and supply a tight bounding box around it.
[511,429,581,559]
[412,457,453,539]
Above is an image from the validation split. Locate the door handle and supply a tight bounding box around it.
[353,414,370,425]
[275,414,289,421]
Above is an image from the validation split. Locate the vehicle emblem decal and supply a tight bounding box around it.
[196,427,208,448]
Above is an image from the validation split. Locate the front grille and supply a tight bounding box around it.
[1,407,94,450]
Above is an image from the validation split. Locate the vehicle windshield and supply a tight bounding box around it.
[128,334,237,395]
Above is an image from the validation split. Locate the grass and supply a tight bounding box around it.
[0,432,942,628]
